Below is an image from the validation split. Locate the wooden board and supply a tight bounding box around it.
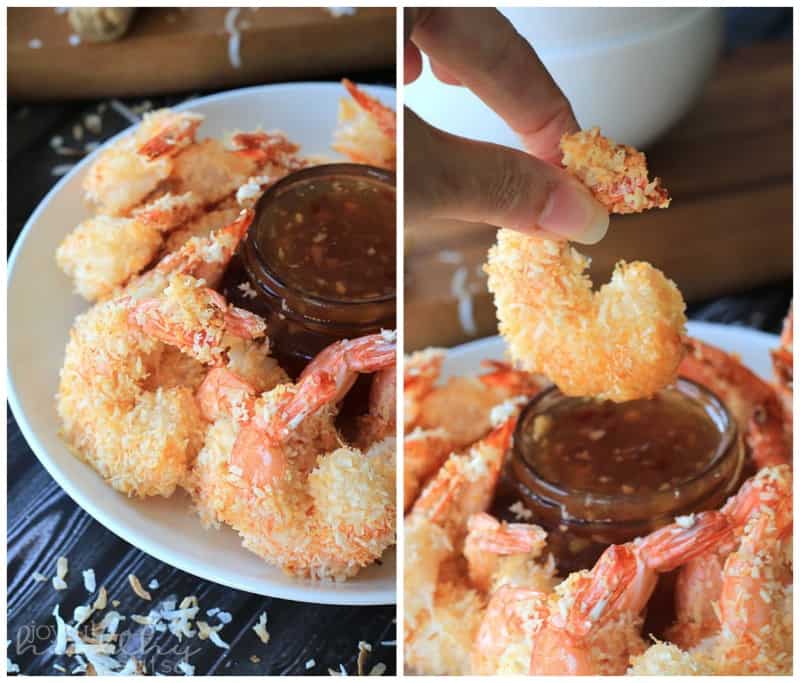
[405,42,793,351]
[8,7,395,100]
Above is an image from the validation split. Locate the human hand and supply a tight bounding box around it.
[405,8,609,244]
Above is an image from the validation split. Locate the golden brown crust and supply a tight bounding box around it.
[561,127,670,214]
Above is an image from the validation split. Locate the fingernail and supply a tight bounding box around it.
[538,177,609,244]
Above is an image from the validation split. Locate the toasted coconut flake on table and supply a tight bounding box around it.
[128,574,152,600]
[84,113,102,134]
[109,98,141,125]
[82,569,96,592]
[253,611,270,644]
[7,640,20,674]
[53,556,69,590]
[51,163,76,177]
[197,621,230,649]
[93,586,108,611]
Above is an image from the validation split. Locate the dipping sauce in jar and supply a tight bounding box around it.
[258,171,395,301]
[497,379,744,574]
[223,163,395,376]
[527,390,723,496]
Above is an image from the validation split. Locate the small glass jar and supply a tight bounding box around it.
[224,163,395,376]
[499,379,744,573]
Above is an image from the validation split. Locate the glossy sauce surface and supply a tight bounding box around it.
[223,165,396,375]
[255,175,395,302]
[521,392,722,496]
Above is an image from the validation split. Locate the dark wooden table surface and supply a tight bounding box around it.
[7,72,397,677]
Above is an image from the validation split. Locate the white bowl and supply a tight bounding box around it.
[7,82,396,605]
[406,8,723,149]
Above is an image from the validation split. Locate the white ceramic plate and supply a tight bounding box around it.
[7,82,396,606]
[440,321,777,384]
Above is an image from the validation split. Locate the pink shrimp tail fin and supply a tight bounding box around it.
[342,78,396,138]
[570,545,639,638]
[138,115,203,160]
[271,371,338,438]
[484,415,518,452]
[640,511,733,573]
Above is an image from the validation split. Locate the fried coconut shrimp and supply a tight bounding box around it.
[665,466,793,674]
[334,79,396,171]
[186,333,397,579]
[404,405,555,676]
[560,127,670,214]
[679,337,791,468]
[57,222,264,498]
[486,129,684,402]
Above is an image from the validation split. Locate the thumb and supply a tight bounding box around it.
[404,109,608,245]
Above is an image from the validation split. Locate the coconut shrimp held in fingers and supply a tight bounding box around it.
[486,129,685,402]
[560,127,670,214]
[486,229,686,402]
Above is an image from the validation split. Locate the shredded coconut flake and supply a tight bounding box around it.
[82,569,96,593]
[28,38,43,49]
[509,501,534,521]
[305,658,316,669]
[238,281,258,299]
[68,34,81,46]
[51,163,75,177]
[437,249,463,264]
[148,578,160,591]
[128,574,152,601]
[253,611,270,644]
[450,266,477,335]
[177,661,194,675]
[675,513,696,529]
[109,99,141,125]
[224,8,243,69]
[328,7,356,17]
[32,571,48,583]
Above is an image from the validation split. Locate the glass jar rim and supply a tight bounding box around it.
[511,378,742,512]
[248,162,396,308]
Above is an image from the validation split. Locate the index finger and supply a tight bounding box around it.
[409,8,579,164]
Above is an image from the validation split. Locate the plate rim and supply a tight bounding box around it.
[7,81,396,606]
